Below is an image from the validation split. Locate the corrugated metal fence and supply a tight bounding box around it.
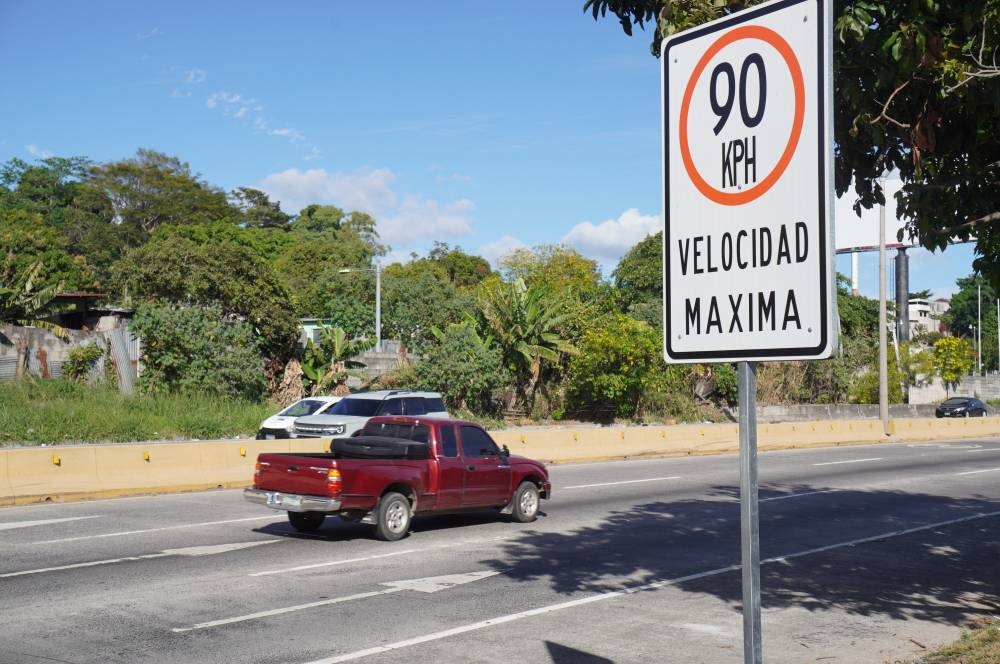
[0,323,141,394]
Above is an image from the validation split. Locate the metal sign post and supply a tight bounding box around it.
[738,362,762,663]
[661,1,833,662]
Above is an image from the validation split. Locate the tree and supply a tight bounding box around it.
[129,302,266,401]
[408,322,510,415]
[585,0,1000,287]
[0,209,96,291]
[85,149,235,236]
[613,231,662,327]
[300,325,373,396]
[428,242,493,288]
[230,187,291,228]
[477,277,578,410]
[942,274,998,370]
[114,235,300,363]
[566,313,662,419]
[933,335,976,394]
[382,260,476,353]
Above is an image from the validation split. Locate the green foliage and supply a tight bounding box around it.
[85,149,236,236]
[566,314,661,419]
[613,230,662,324]
[586,0,1000,289]
[0,379,270,445]
[836,274,879,338]
[0,208,96,291]
[0,258,68,337]
[230,187,291,228]
[61,343,103,382]
[300,325,373,395]
[477,277,578,409]
[114,236,300,360]
[848,350,905,404]
[382,261,475,353]
[934,335,976,394]
[408,323,510,415]
[943,274,998,370]
[712,363,739,405]
[427,242,493,288]
[129,302,266,401]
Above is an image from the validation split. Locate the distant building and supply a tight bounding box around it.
[908,297,950,338]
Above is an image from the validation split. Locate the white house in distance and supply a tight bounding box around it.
[907,297,951,338]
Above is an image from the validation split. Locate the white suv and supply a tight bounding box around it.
[291,390,449,438]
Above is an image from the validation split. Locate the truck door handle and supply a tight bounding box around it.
[467,465,476,471]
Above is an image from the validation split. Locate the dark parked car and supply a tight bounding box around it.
[935,397,988,418]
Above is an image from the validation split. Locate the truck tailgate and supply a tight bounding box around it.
[257,454,334,496]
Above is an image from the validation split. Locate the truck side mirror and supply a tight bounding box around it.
[501,445,510,458]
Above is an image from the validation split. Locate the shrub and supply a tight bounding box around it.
[61,343,104,382]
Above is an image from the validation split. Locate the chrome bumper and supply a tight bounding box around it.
[243,488,342,513]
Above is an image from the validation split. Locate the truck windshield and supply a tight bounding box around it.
[326,398,381,416]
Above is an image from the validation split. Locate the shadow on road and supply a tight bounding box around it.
[481,484,1000,627]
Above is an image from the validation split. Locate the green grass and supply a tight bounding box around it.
[0,379,273,446]
[910,619,1000,664]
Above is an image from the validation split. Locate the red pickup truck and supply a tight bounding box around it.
[244,416,551,541]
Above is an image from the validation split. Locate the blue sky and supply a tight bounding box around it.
[0,1,977,298]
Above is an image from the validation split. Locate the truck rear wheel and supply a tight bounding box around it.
[374,492,411,541]
[288,511,326,533]
[511,481,540,523]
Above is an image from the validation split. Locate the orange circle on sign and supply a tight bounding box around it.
[678,25,805,206]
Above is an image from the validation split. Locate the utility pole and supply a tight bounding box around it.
[978,283,982,375]
[878,180,889,434]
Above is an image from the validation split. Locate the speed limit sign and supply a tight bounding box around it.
[662,0,834,363]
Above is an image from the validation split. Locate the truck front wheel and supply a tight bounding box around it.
[374,492,411,541]
[288,511,326,533]
[511,481,540,523]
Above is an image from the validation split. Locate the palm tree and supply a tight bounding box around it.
[1,258,67,378]
[301,325,374,396]
[477,278,577,409]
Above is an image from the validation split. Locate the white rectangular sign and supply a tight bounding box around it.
[662,0,835,362]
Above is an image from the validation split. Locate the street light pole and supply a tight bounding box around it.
[374,262,381,353]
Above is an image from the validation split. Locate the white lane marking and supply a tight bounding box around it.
[811,457,883,466]
[965,448,1000,453]
[760,489,840,502]
[2,540,276,579]
[957,467,1000,476]
[562,477,682,490]
[173,570,500,632]
[250,536,510,578]
[381,570,499,594]
[0,515,103,531]
[298,509,1000,664]
[34,515,276,544]
[251,550,418,577]
[173,588,403,632]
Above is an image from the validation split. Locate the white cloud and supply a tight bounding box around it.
[137,27,163,40]
[259,167,397,216]
[477,235,528,269]
[267,127,305,143]
[561,208,660,262]
[207,91,261,118]
[257,167,475,248]
[381,197,474,245]
[25,144,53,159]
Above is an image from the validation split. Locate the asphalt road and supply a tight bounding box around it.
[1,438,999,664]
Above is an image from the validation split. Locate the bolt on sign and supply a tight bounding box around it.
[662,0,835,363]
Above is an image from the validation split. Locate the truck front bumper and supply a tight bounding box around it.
[243,488,342,513]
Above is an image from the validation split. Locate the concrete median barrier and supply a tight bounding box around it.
[0,450,13,507]
[2,418,999,505]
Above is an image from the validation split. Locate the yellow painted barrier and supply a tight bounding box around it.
[0,450,13,507]
[2,417,1000,505]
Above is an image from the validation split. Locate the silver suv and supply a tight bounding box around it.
[291,390,449,438]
